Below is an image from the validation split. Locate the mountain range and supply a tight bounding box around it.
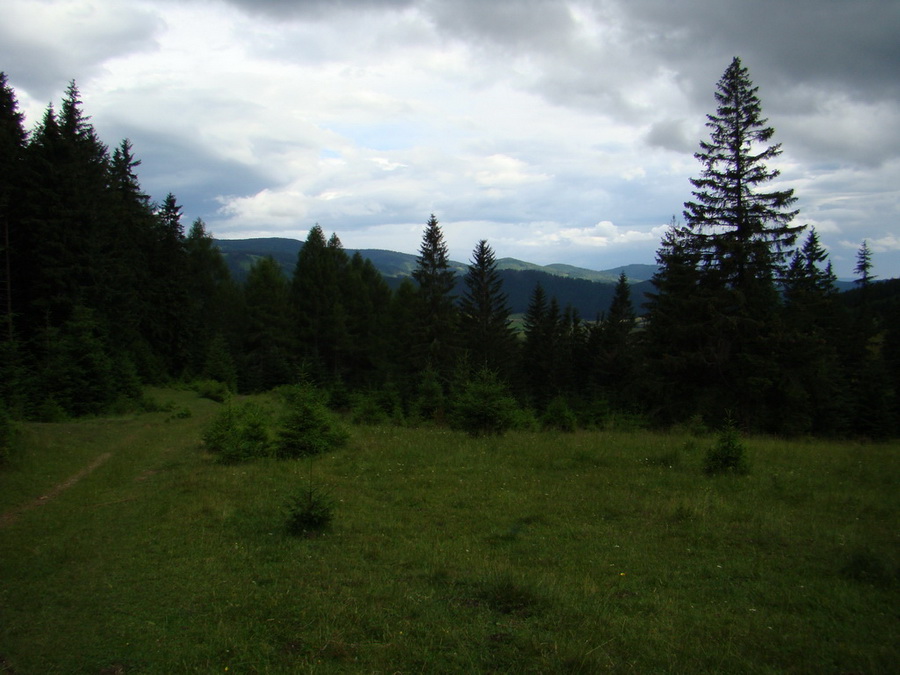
[214,237,659,318]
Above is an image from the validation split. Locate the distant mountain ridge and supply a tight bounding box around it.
[213,237,658,283]
[212,237,868,316]
[214,237,659,317]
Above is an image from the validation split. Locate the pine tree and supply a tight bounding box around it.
[683,57,802,300]
[342,252,392,387]
[291,224,350,382]
[458,239,517,378]
[411,214,457,379]
[777,229,846,434]
[520,283,561,408]
[0,73,27,342]
[184,218,237,376]
[241,256,296,391]
[642,220,714,422]
[592,271,637,408]
[145,193,191,374]
[665,57,804,428]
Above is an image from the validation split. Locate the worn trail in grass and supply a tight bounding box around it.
[1,390,898,673]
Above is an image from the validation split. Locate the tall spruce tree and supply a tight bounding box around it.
[0,73,28,412]
[665,57,804,428]
[0,73,26,342]
[778,229,846,434]
[241,256,296,391]
[683,57,802,299]
[592,271,637,408]
[291,224,350,382]
[411,214,457,379]
[458,239,517,378]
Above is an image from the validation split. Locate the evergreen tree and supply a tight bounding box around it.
[683,57,802,298]
[592,271,637,408]
[642,220,713,422]
[661,57,804,428]
[241,256,296,391]
[145,193,191,374]
[847,241,892,438]
[290,224,350,382]
[411,214,457,379]
[777,229,846,434]
[458,239,517,378]
[520,283,560,408]
[854,240,875,286]
[342,252,392,387]
[0,73,27,342]
[19,82,114,331]
[184,218,238,376]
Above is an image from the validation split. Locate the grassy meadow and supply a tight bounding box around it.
[1,388,898,673]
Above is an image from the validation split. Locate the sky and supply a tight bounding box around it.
[2,0,899,279]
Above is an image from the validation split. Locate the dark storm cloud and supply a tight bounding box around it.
[616,0,900,104]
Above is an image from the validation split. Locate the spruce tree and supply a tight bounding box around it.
[0,73,26,342]
[778,229,846,434]
[411,214,457,379]
[592,271,637,409]
[241,256,296,391]
[683,57,802,299]
[291,224,350,382]
[458,239,517,378]
[520,283,562,408]
[666,57,804,428]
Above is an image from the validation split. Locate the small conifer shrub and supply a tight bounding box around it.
[285,486,334,537]
[450,369,518,437]
[202,402,270,463]
[274,385,349,459]
[703,417,748,475]
[541,396,578,432]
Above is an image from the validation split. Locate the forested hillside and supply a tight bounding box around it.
[1,64,897,438]
[214,237,658,316]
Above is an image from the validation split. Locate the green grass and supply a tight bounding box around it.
[1,389,898,673]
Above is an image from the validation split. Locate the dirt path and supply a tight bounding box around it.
[0,452,113,529]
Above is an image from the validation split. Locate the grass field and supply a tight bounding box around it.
[1,388,898,673]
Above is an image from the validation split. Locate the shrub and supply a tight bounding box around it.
[274,385,349,459]
[202,402,271,463]
[192,379,231,403]
[450,369,518,437]
[703,417,748,475]
[350,391,392,426]
[541,396,578,432]
[284,486,334,537]
[412,367,445,424]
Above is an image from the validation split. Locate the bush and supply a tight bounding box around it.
[274,385,350,459]
[703,418,748,475]
[192,379,231,403]
[412,367,445,424]
[202,402,271,463]
[541,396,578,432]
[450,369,518,437]
[284,486,334,537]
[350,391,393,426]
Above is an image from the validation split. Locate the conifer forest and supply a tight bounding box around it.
[1,59,898,438]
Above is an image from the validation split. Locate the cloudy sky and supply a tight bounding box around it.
[3,0,899,278]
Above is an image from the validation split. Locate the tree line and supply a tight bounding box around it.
[0,62,897,437]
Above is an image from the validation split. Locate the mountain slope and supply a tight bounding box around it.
[214,237,657,316]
